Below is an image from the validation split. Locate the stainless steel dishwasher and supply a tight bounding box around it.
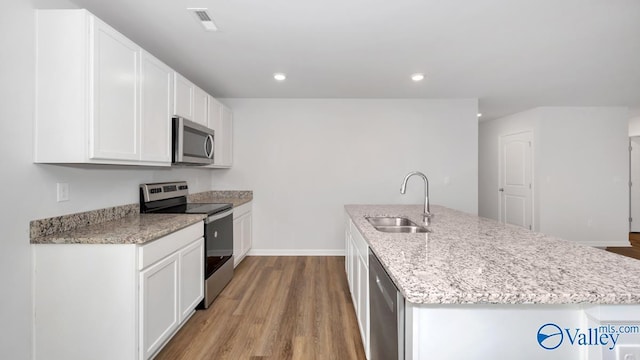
[369,249,405,360]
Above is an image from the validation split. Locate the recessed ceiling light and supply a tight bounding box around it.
[411,73,425,82]
[477,113,483,118]
[273,73,286,81]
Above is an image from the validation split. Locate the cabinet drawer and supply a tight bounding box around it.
[138,222,204,270]
[233,202,252,219]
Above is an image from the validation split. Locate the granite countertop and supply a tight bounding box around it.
[31,213,206,245]
[345,204,640,305]
[188,190,252,207]
[29,191,252,245]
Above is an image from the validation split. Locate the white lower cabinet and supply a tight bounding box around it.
[345,216,370,359]
[179,239,205,319]
[233,202,253,267]
[140,253,180,360]
[33,222,204,360]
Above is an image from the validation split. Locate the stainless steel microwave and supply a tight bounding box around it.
[172,117,214,165]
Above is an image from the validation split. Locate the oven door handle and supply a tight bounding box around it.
[206,209,233,224]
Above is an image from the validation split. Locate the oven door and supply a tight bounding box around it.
[204,209,233,278]
[173,117,214,165]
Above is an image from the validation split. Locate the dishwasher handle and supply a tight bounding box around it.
[376,275,395,311]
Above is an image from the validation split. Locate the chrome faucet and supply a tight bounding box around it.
[400,171,432,222]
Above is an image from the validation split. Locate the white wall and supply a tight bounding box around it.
[479,107,629,247]
[630,116,640,136]
[213,99,478,254]
[0,1,213,358]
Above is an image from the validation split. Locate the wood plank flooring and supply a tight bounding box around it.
[606,247,640,260]
[605,233,640,260]
[155,256,366,360]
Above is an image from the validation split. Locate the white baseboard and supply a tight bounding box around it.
[246,249,345,256]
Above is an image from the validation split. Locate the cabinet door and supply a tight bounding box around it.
[240,212,252,258]
[357,257,369,353]
[140,253,180,360]
[192,86,209,126]
[140,51,172,163]
[90,17,140,161]
[233,210,252,267]
[233,214,242,267]
[350,239,359,310]
[179,238,204,320]
[173,72,193,119]
[219,105,233,167]
[207,96,223,167]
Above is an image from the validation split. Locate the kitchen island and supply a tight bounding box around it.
[345,205,640,360]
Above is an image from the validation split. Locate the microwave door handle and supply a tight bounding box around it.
[205,134,214,159]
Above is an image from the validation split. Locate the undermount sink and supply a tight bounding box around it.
[366,217,430,233]
[367,216,416,227]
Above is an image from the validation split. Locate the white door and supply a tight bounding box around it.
[240,212,252,259]
[630,137,640,232]
[220,105,234,166]
[233,216,242,267]
[179,239,204,320]
[499,131,533,229]
[90,18,140,160]
[173,72,194,119]
[207,97,223,166]
[356,254,369,352]
[139,253,180,360]
[140,51,172,163]
[192,86,209,126]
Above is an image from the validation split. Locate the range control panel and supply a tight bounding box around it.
[140,181,189,202]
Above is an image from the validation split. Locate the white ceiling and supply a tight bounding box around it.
[59,0,640,120]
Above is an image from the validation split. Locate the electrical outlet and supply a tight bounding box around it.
[56,183,69,202]
[617,345,640,360]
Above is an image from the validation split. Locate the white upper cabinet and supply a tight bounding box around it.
[34,9,230,167]
[192,86,209,126]
[35,9,171,166]
[140,51,173,163]
[90,19,140,161]
[206,96,233,168]
[220,105,234,166]
[173,72,194,120]
[173,72,208,126]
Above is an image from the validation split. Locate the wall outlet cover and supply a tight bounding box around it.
[618,345,640,360]
[57,183,69,202]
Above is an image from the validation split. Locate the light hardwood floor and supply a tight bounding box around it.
[156,256,366,360]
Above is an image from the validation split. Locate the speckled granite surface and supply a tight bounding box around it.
[30,204,139,239]
[188,190,252,207]
[31,203,205,245]
[345,204,640,305]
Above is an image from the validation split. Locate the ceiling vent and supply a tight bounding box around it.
[188,8,218,32]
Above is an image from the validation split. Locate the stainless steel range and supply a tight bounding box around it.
[140,181,233,309]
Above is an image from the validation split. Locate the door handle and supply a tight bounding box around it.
[498,188,504,192]
[204,134,214,159]
[376,275,394,311]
